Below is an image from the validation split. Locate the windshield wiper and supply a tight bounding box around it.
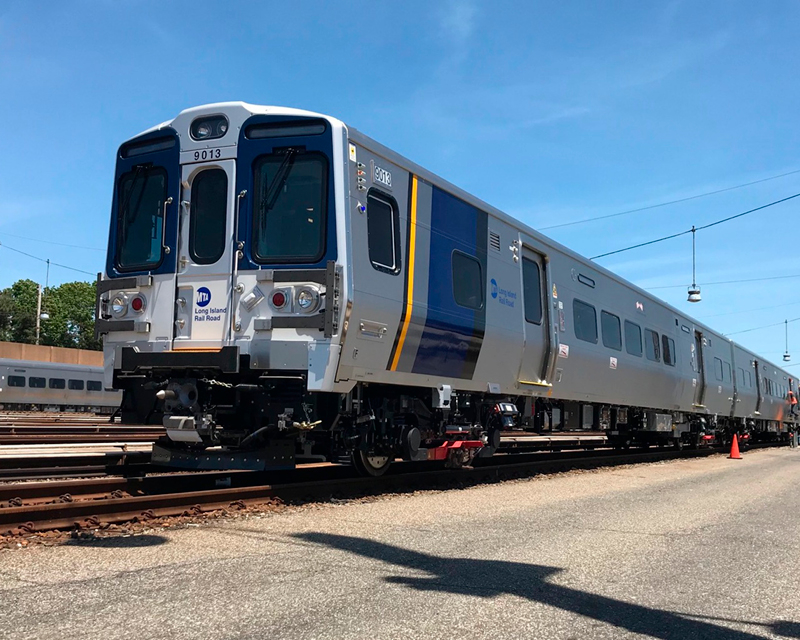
[259,148,298,234]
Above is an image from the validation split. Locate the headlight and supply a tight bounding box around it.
[296,287,319,313]
[190,115,230,141]
[111,294,127,317]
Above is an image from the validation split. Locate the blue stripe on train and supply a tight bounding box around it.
[411,187,487,379]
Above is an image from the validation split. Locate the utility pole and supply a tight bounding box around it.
[35,283,42,345]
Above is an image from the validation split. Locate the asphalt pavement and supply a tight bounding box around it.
[2,448,800,639]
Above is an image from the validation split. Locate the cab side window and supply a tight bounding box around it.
[367,192,400,274]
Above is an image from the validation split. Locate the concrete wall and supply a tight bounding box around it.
[0,342,103,366]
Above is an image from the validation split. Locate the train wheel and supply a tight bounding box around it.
[352,450,392,477]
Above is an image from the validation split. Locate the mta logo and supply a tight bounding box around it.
[490,278,498,299]
[196,287,211,307]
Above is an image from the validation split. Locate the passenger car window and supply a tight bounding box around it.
[522,258,542,324]
[87,381,103,391]
[367,192,400,273]
[573,299,597,343]
[452,251,484,310]
[662,335,676,366]
[189,168,228,265]
[601,311,622,351]
[714,358,723,381]
[29,377,46,388]
[49,378,66,389]
[8,375,25,387]
[645,329,660,362]
[624,321,642,357]
[723,362,731,383]
[68,379,85,391]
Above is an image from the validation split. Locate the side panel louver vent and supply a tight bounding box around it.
[489,231,501,252]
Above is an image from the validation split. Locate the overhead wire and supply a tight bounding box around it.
[540,167,800,231]
[0,242,96,277]
[723,316,800,337]
[590,192,800,260]
[695,300,800,320]
[647,272,800,291]
[0,231,104,252]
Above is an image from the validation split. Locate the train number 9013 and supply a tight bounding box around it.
[194,149,222,161]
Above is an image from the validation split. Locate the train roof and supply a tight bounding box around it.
[132,102,794,384]
[0,359,103,373]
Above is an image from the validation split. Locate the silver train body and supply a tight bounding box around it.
[96,102,796,473]
[0,358,120,413]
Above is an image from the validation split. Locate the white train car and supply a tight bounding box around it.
[95,102,796,474]
[0,358,120,413]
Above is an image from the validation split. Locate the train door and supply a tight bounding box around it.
[517,238,555,388]
[754,360,763,414]
[693,330,706,408]
[172,160,237,349]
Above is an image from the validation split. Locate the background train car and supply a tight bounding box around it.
[0,343,120,414]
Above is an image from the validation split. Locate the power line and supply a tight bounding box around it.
[0,242,95,277]
[647,272,800,291]
[723,316,800,337]
[591,192,800,260]
[540,168,800,231]
[0,231,104,252]
[695,300,800,320]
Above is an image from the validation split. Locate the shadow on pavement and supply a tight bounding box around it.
[771,621,800,638]
[294,532,778,640]
[63,533,168,548]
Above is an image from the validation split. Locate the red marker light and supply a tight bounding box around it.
[130,296,144,312]
[272,291,286,308]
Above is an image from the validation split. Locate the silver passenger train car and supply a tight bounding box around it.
[95,102,796,474]
[0,358,120,413]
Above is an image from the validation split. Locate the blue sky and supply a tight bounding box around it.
[1,0,799,364]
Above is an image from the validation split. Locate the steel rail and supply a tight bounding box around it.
[1,444,777,535]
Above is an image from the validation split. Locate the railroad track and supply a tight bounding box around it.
[0,444,775,537]
[0,443,153,481]
[0,430,599,482]
[0,413,119,426]
[0,425,164,445]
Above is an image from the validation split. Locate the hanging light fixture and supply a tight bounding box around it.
[784,319,791,362]
[687,226,701,303]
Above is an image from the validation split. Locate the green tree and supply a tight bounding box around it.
[0,278,100,350]
[8,279,39,345]
[0,287,14,342]
[40,281,100,350]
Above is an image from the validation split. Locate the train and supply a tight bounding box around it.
[94,102,797,474]
[0,358,121,413]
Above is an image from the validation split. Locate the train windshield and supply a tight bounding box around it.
[116,165,168,270]
[252,150,328,263]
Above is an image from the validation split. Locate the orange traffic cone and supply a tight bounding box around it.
[728,434,742,460]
